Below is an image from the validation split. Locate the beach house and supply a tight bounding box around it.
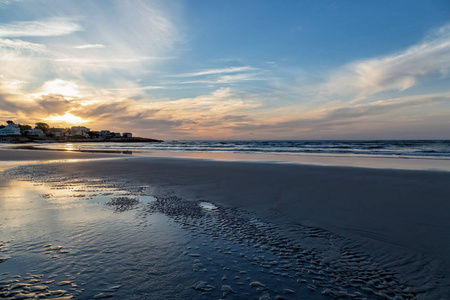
[0,121,22,136]
[123,132,132,138]
[100,130,111,138]
[48,128,67,138]
[70,126,90,137]
[26,128,46,137]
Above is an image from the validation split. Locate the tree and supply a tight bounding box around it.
[6,120,14,124]
[35,122,50,133]
[19,124,32,132]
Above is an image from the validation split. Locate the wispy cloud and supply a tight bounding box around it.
[216,72,264,84]
[106,86,163,91]
[0,0,20,7]
[322,23,450,101]
[0,38,46,52]
[0,38,50,83]
[74,44,105,49]
[174,66,256,77]
[180,72,264,85]
[54,57,156,64]
[0,18,81,37]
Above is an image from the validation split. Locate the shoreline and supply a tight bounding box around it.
[4,145,450,171]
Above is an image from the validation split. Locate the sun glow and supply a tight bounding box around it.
[42,79,80,97]
[46,112,87,124]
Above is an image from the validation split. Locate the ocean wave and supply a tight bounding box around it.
[33,140,450,159]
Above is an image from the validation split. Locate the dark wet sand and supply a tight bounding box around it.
[1,148,450,298]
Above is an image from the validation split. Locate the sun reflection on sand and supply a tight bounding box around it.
[0,179,102,228]
[0,171,195,299]
[64,143,75,151]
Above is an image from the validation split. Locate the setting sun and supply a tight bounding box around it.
[45,112,87,124]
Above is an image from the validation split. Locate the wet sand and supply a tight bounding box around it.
[1,149,450,299]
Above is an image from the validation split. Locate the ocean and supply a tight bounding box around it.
[29,140,450,159]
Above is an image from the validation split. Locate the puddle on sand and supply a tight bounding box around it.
[199,201,217,211]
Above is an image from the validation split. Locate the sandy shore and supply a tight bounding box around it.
[0,148,123,161]
[1,148,449,298]
[0,148,123,172]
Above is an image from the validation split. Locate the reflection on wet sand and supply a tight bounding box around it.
[13,145,133,155]
[0,170,194,299]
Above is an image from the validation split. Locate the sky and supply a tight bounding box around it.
[0,0,449,140]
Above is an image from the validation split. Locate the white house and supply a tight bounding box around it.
[0,122,21,136]
[70,126,90,137]
[48,128,67,138]
[123,132,132,138]
[100,130,111,138]
[26,128,45,137]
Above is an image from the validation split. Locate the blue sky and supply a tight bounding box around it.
[0,0,449,139]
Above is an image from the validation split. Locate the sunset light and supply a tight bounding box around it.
[1,2,449,299]
[46,112,87,124]
[41,79,81,98]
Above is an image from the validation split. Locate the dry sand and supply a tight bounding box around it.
[1,148,450,298]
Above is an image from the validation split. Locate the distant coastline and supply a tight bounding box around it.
[0,120,163,144]
[0,136,163,144]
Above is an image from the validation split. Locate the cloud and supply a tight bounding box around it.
[314,93,449,124]
[0,1,181,104]
[0,43,50,83]
[54,56,169,65]
[177,68,264,85]
[8,85,257,137]
[147,88,259,118]
[34,79,82,98]
[180,72,264,85]
[216,72,264,84]
[67,87,261,138]
[106,86,163,91]
[227,93,450,139]
[0,38,47,52]
[0,37,49,82]
[0,18,81,37]
[322,23,450,101]
[33,94,72,115]
[74,44,105,49]
[0,84,72,119]
[98,1,180,58]
[175,66,256,77]
[0,84,24,113]
[0,0,20,7]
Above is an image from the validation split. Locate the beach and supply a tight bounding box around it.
[1,148,449,299]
